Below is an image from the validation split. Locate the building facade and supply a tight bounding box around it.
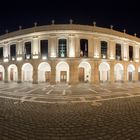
[0,24,140,84]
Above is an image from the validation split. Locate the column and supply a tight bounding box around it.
[33,68,38,84]
[109,40,115,60]
[93,38,100,58]
[94,60,99,83]
[123,62,127,82]
[134,63,138,81]
[68,35,75,57]
[122,43,129,61]
[69,60,78,84]
[110,62,114,82]
[88,38,94,58]
[4,67,8,83]
[17,41,23,61]
[75,37,80,57]
[90,61,94,84]
[134,45,139,62]
[49,36,57,58]
[32,37,39,59]
[17,66,22,83]
[50,61,56,84]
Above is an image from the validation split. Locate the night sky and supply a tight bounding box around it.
[0,0,139,36]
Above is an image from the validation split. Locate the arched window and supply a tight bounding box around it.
[101,41,107,59]
[24,42,31,60]
[40,40,48,59]
[80,39,88,57]
[0,47,3,60]
[116,44,121,60]
[129,46,133,61]
[58,39,67,58]
[10,44,16,61]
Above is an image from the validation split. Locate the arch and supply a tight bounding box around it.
[38,62,51,82]
[56,62,69,83]
[99,62,110,81]
[127,64,135,81]
[114,63,124,81]
[22,63,33,82]
[8,64,18,82]
[78,61,91,82]
[0,65,5,81]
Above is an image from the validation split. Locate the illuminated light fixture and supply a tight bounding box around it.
[3,58,9,62]
[33,55,39,59]
[69,49,75,57]
[17,57,22,61]
[135,59,139,62]
[50,52,56,58]
[110,56,115,60]
[12,57,15,61]
[124,57,128,61]
[26,55,30,59]
[94,52,99,58]
[42,56,47,60]
[103,54,106,59]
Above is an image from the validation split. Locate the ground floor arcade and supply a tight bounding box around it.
[0,59,140,84]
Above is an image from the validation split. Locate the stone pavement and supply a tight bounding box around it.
[0,95,140,139]
[0,82,140,139]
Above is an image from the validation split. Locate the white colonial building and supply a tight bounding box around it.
[0,23,140,84]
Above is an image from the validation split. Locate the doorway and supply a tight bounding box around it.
[45,71,51,82]
[79,68,84,82]
[0,72,3,81]
[60,71,67,83]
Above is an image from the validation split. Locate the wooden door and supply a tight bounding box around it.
[79,68,84,82]
[129,72,132,81]
[138,72,140,81]
[0,72,3,81]
[10,68,13,81]
[60,71,67,83]
[45,71,51,82]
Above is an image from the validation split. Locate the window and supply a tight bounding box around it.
[10,44,16,60]
[40,40,48,58]
[101,41,108,59]
[0,47,3,59]
[116,44,121,60]
[24,42,31,59]
[80,39,88,57]
[129,46,133,61]
[58,39,67,58]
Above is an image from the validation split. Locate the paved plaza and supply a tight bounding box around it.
[0,82,140,139]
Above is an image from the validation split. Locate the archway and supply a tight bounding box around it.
[0,65,4,81]
[127,64,135,81]
[56,62,69,83]
[8,64,18,82]
[22,63,33,82]
[78,61,91,82]
[114,63,123,81]
[99,62,110,81]
[38,62,51,82]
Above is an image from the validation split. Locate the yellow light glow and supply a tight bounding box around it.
[17,57,22,61]
[33,55,39,59]
[3,58,9,62]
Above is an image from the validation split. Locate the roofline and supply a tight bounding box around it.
[0,24,140,43]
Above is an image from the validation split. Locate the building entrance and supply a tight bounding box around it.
[0,72,3,81]
[79,68,84,82]
[60,71,67,83]
[45,71,51,82]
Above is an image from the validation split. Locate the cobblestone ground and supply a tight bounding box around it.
[0,96,140,140]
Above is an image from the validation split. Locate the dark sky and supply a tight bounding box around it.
[0,0,140,36]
